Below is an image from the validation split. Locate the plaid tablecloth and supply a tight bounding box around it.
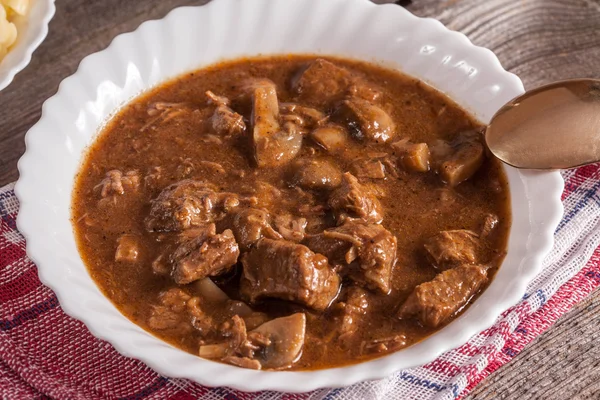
[2,166,600,399]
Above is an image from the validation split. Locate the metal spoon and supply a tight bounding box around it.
[485,79,600,170]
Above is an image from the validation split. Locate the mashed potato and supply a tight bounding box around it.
[0,0,30,61]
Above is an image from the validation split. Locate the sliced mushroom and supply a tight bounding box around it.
[392,139,430,173]
[250,313,306,369]
[289,158,343,190]
[434,130,485,186]
[250,80,303,167]
[193,277,230,303]
[310,125,349,152]
[333,98,396,143]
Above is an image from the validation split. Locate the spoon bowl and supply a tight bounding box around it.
[485,79,600,170]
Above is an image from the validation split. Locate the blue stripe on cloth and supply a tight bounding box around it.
[0,295,59,331]
[556,180,600,233]
[117,377,169,400]
[521,289,547,307]
[585,270,600,282]
[536,289,547,305]
[0,187,15,202]
[0,189,17,230]
[211,387,241,399]
[503,347,517,357]
[397,371,460,397]
[323,388,343,400]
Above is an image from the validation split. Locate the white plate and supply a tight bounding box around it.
[0,0,55,91]
[15,0,564,392]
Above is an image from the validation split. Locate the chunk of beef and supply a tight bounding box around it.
[240,239,340,311]
[206,90,246,136]
[392,139,430,172]
[230,208,282,251]
[95,170,140,198]
[322,222,397,294]
[437,130,485,186]
[291,59,354,106]
[280,103,326,128]
[147,288,192,331]
[398,264,488,328]
[172,229,240,284]
[152,224,223,278]
[147,289,220,338]
[186,295,221,336]
[424,230,479,270]
[199,315,256,361]
[274,214,307,242]
[329,173,383,225]
[289,158,343,190]
[249,79,303,167]
[221,315,252,355]
[310,125,349,152]
[211,106,246,136]
[351,158,386,179]
[333,98,396,143]
[303,233,350,267]
[334,287,369,343]
[145,180,241,232]
[115,234,140,262]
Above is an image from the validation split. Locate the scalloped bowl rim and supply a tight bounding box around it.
[0,0,56,91]
[15,0,564,393]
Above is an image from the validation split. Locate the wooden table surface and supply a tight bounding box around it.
[1,0,599,398]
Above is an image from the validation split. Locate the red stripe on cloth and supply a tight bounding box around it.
[0,239,26,271]
[423,359,460,377]
[0,324,96,400]
[479,318,512,340]
[574,164,600,180]
[456,343,479,357]
[562,164,600,200]
[460,246,600,396]
[0,267,41,303]
[167,391,198,400]
[0,358,43,399]
[460,363,480,383]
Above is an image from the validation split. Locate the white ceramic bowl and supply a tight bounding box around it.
[15,0,564,392]
[0,0,55,91]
